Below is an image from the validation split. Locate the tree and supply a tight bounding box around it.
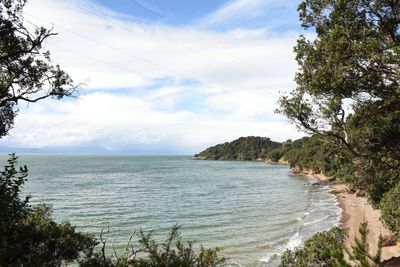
[278,0,400,203]
[279,223,382,267]
[380,184,400,239]
[0,1,97,264]
[0,0,76,138]
[0,154,97,266]
[279,0,400,151]
[279,227,348,267]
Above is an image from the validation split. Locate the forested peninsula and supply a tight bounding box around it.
[194,135,338,175]
[193,136,281,161]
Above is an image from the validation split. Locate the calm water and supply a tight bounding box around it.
[1,155,341,266]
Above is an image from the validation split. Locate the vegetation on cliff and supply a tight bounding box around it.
[380,185,400,240]
[277,0,400,265]
[194,136,281,160]
[277,0,400,205]
[194,135,344,176]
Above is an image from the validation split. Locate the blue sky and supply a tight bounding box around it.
[93,0,301,31]
[93,0,226,24]
[0,0,308,155]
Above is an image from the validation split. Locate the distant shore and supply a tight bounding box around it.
[309,172,400,264]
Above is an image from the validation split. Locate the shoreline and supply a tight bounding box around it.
[310,172,400,264]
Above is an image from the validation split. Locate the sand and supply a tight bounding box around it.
[313,173,400,265]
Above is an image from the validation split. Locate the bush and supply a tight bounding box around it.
[279,223,383,267]
[80,225,227,267]
[380,185,400,239]
[0,154,96,266]
[268,148,284,162]
[279,227,347,267]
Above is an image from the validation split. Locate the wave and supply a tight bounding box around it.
[257,177,342,266]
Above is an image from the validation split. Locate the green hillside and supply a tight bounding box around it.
[193,136,282,160]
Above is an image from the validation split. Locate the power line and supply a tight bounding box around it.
[49,42,150,80]
[65,0,269,88]
[25,11,250,88]
[52,42,270,111]
[126,0,275,81]
[24,12,272,111]
[25,14,192,79]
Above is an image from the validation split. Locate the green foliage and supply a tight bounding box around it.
[345,222,382,267]
[268,148,284,162]
[380,185,400,239]
[277,0,400,251]
[194,136,281,161]
[13,205,96,266]
[279,223,382,267]
[194,134,354,179]
[0,154,97,266]
[0,0,76,137]
[0,153,30,224]
[278,0,400,205]
[343,98,400,204]
[279,227,347,267]
[80,225,227,267]
[283,135,346,176]
[279,0,400,140]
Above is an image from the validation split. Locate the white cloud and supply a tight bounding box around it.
[2,93,303,153]
[0,0,306,154]
[197,0,298,29]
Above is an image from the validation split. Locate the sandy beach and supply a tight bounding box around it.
[313,173,400,265]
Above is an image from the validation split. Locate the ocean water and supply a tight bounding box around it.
[0,155,341,266]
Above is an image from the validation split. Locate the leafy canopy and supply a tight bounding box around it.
[279,0,400,152]
[380,184,400,240]
[194,136,281,161]
[0,154,97,266]
[278,0,400,204]
[0,0,76,138]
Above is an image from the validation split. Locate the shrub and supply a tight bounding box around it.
[279,223,383,267]
[380,185,400,239]
[80,225,227,267]
[279,227,347,267]
[0,154,96,266]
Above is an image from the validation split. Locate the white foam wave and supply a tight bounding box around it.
[302,215,329,226]
[259,252,279,263]
[257,176,344,266]
[286,232,302,250]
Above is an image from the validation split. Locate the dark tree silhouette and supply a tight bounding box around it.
[0,0,77,138]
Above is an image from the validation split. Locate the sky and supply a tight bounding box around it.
[0,0,310,155]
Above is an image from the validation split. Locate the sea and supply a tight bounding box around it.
[0,155,341,266]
